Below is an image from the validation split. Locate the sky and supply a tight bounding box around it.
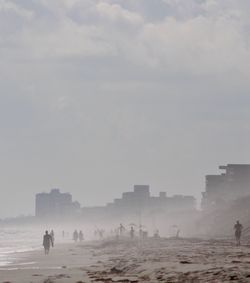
[0,0,250,217]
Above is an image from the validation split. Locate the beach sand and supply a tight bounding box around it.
[1,238,250,282]
[0,243,97,283]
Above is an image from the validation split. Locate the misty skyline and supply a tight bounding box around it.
[1,0,250,217]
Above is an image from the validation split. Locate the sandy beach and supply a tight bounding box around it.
[0,242,97,283]
[2,237,250,283]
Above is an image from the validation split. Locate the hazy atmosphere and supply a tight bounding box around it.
[1,0,250,217]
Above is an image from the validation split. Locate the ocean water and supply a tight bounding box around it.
[0,228,42,266]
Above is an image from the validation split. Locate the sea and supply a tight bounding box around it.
[0,227,43,267]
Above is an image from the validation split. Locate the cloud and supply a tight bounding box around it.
[1,0,249,77]
[0,0,33,19]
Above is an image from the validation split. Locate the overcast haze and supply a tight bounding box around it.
[1,0,250,217]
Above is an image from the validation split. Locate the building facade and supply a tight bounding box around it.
[35,189,81,218]
[201,164,250,211]
[82,185,196,220]
[36,186,196,221]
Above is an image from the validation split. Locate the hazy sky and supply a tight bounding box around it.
[1,0,250,217]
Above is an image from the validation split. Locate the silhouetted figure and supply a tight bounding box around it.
[62,230,65,238]
[73,230,79,242]
[79,230,84,242]
[130,226,135,239]
[234,220,243,246]
[119,224,125,236]
[43,230,53,255]
[50,230,54,247]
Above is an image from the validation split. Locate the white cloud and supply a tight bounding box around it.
[0,0,34,19]
[1,0,249,76]
[95,2,144,26]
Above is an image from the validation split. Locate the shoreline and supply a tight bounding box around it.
[0,242,98,283]
[0,246,43,269]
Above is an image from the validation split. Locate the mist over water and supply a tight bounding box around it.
[0,212,197,267]
[0,228,41,266]
[1,0,250,218]
[1,1,250,282]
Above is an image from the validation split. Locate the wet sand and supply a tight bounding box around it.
[0,243,97,283]
[1,238,250,282]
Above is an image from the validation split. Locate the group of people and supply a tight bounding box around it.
[42,220,245,255]
[73,230,84,242]
[113,223,149,240]
[129,225,148,239]
[95,224,160,241]
[43,229,85,254]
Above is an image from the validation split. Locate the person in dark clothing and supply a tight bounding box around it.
[73,230,79,242]
[130,226,135,239]
[43,230,53,255]
[79,230,84,242]
[234,220,243,246]
[50,230,55,247]
[119,224,125,236]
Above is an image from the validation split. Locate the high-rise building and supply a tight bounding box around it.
[201,164,250,211]
[35,188,81,218]
[82,185,196,219]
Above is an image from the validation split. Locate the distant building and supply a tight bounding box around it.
[82,185,196,220]
[35,186,196,221]
[201,164,250,211]
[35,189,81,218]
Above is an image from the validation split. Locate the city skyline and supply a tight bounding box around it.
[35,185,196,221]
[3,162,250,219]
[1,1,250,217]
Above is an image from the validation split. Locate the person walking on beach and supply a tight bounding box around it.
[73,230,79,242]
[119,224,125,236]
[79,230,84,242]
[43,230,53,255]
[50,230,55,247]
[130,226,135,239]
[234,220,243,246]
